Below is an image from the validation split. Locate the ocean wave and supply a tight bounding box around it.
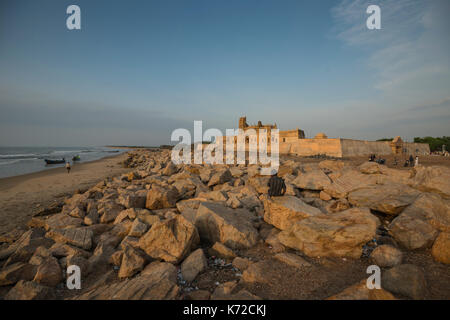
[0,153,39,159]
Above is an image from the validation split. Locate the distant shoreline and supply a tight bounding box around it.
[0,152,126,188]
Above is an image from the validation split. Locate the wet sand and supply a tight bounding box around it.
[0,153,130,236]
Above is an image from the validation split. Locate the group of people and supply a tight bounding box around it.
[370,154,419,167]
[404,155,419,167]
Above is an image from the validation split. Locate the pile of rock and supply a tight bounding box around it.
[0,150,449,300]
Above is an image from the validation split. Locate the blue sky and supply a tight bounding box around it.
[0,0,449,146]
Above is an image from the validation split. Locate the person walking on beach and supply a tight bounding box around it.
[65,162,71,174]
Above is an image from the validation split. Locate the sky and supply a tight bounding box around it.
[0,0,449,147]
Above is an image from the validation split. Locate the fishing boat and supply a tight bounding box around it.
[45,158,66,165]
[72,155,81,161]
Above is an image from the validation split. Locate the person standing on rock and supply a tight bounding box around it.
[268,170,286,197]
[65,161,71,174]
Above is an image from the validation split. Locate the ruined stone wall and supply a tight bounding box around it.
[340,139,392,157]
[287,139,343,157]
[403,142,430,155]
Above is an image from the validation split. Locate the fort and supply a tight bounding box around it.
[222,117,430,158]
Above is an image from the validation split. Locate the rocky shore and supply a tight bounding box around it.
[0,149,449,300]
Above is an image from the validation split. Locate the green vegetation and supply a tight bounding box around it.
[376,138,393,142]
[413,136,450,152]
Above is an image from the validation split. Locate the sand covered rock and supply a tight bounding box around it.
[327,280,396,300]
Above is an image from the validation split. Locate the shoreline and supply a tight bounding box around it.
[0,152,130,236]
[0,152,128,192]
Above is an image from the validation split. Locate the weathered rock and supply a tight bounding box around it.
[181,248,207,282]
[323,170,378,199]
[370,245,403,267]
[232,257,251,271]
[84,208,99,225]
[242,260,272,284]
[247,176,270,194]
[138,215,199,264]
[381,264,427,300]
[99,202,124,224]
[33,256,63,287]
[46,228,93,250]
[389,193,449,250]
[4,280,53,300]
[0,262,36,286]
[44,213,83,231]
[359,162,383,174]
[118,190,147,209]
[128,219,148,238]
[319,191,332,201]
[274,253,311,268]
[410,165,450,199]
[162,161,179,176]
[278,208,380,258]
[118,245,146,279]
[263,196,322,230]
[292,170,331,191]
[145,185,179,210]
[208,242,236,260]
[348,184,420,215]
[73,274,179,300]
[319,160,345,172]
[141,261,177,283]
[195,202,258,249]
[431,232,450,264]
[327,280,396,300]
[208,169,232,187]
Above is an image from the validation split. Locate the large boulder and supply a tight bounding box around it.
[292,170,331,191]
[327,280,396,300]
[389,193,450,250]
[381,264,427,300]
[207,169,232,187]
[323,170,378,199]
[194,202,259,249]
[348,183,420,215]
[0,262,37,286]
[410,165,450,199]
[181,248,207,282]
[145,186,179,210]
[4,280,54,300]
[431,232,450,264]
[263,196,322,230]
[278,208,380,258]
[46,228,93,250]
[118,245,146,279]
[370,245,403,267]
[138,215,199,264]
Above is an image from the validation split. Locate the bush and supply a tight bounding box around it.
[413,136,450,152]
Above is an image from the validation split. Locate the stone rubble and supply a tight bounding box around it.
[0,148,449,300]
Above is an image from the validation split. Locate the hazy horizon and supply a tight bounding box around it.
[1,0,449,147]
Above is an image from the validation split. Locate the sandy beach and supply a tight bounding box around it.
[0,152,130,237]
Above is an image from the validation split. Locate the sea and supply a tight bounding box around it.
[0,146,129,179]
